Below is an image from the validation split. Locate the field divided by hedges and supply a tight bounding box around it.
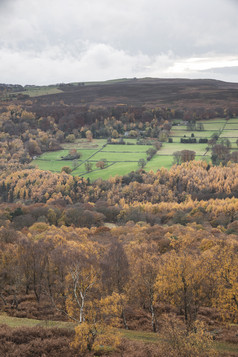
[31,118,238,180]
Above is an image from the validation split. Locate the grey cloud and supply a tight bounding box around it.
[0,0,238,84]
[201,66,238,83]
[1,0,238,55]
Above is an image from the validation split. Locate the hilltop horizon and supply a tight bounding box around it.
[2,76,238,88]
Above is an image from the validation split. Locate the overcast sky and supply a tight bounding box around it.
[1,0,238,85]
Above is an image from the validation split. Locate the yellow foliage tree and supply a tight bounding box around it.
[71,293,122,354]
[155,251,205,330]
[160,315,217,357]
[211,242,238,322]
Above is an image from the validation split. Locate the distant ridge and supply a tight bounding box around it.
[2,78,238,109]
[35,77,238,108]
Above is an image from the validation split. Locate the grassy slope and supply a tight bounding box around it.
[33,159,75,172]
[159,143,208,155]
[0,314,237,355]
[145,155,174,171]
[23,86,63,97]
[74,162,140,180]
[92,151,148,162]
[0,313,75,329]
[102,144,153,152]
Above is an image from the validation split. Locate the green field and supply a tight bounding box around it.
[159,143,208,155]
[31,118,238,181]
[62,139,108,149]
[145,155,174,170]
[73,162,140,181]
[33,159,75,172]
[22,86,63,97]
[224,123,238,130]
[92,151,148,162]
[220,130,238,138]
[102,144,152,152]
[171,129,217,138]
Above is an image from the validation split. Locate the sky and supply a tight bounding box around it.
[0,0,238,85]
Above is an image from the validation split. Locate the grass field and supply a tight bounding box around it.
[33,159,75,172]
[0,313,74,330]
[62,139,108,149]
[21,86,63,97]
[220,130,238,138]
[171,129,218,138]
[31,118,238,180]
[0,314,237,355]
[102,144,152,152]
[73,162,140,181]
[159,143,208,155]
[224,123,238,130]
[92,151,148,162]
[145,155,174,170]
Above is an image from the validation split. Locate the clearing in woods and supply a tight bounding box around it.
[32,118,238,180]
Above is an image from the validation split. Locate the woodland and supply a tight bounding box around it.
[0,79,238,356]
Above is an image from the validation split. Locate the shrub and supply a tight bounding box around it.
[61,166,72,174]
[160,315,217,357]
[0,325,77,357]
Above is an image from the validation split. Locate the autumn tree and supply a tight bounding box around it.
[160,315,216,357]
[128,241,161,332]
[220,138,231,148]
[159,130,169,142]
[86,130,93,142]
[173,151,182,165]
[101,239,130,328]
[146,148,157,161]
[230,151,238,163]
[96,160,107,169]
[129,130,138,137]
[17,234,52,302]
[211,242,238,322]
[138,158,146,169]
[85,162,93,172]
[196,122,205,131]
[72,159,78,170]
[0,238,19,307]
[28,139,42,156]
[71,293,122,354]
[186,121,196,131]
[211,144,230,165]
[61,240,121,354]
[155,251,205,331]
[173,150,195,163]
[43,237,99,323]
[65,134,75,143]
[61,166,72,174]
[181,150,196,162]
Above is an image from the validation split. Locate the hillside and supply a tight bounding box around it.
[2,78,238,109]
[53,78,238,108]
[0,78,238,356]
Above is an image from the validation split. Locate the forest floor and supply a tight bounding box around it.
[0,313,237,355]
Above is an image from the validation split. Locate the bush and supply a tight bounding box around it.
[61,149,81,160]
[180,138,197,143]
[159,315,217,357]
[0,325,78,357]
[61,166,72,174]
[199,138,208,143]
